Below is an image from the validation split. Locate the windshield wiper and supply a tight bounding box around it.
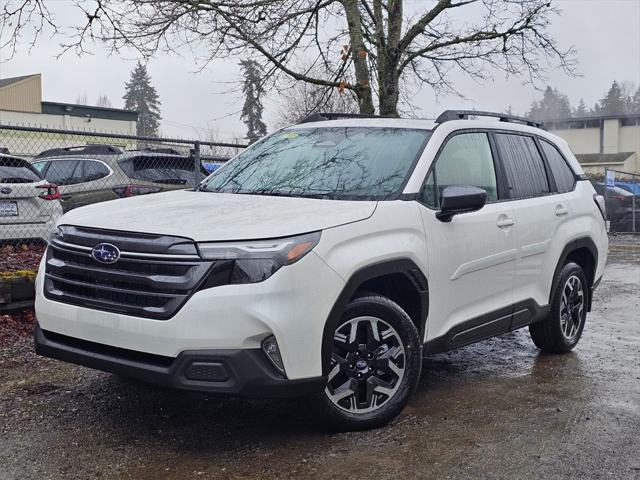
[197,186,342,199]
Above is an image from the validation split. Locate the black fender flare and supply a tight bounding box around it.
[321,259,429,375]
[551,237,598,310]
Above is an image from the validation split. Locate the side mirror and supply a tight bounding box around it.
[436,185,487,222]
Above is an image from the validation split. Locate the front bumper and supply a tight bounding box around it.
[34,324,326,398]
[35,251,345,380]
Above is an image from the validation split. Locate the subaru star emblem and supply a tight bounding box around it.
[0,187,11,195]
[91,243,121,264]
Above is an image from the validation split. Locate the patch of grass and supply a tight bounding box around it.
[0,270,38,281]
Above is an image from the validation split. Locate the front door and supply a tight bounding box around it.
[417,132,516,348]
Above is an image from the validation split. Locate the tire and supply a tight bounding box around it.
[529,262,588,353]
[309,295,422,432]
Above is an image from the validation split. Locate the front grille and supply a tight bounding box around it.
[44,226,213,319]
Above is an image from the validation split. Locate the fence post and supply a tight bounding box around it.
[603,167,609,231]
[192,141,201,188]
[633,173,637,233]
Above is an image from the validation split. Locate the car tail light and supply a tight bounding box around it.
[112,185,162,198]
[36,184,61,200]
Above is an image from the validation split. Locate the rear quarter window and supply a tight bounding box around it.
[0,156,42,183]
[83,160,111,182]
[540,140,576,193]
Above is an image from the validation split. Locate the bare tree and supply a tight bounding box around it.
[96,94,113,107]
[274,66,359,128]
[2,0,575,116]
[75,93,88,105]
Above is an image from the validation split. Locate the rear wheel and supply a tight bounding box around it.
[309,295,421,431]
[529,262,588,353]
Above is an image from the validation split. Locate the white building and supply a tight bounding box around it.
[546,114,640,176]
[0,74,138,133]
[0,74,139,157]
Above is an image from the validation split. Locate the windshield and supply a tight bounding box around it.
[201,127,431,200]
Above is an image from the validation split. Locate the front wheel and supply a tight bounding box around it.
[529,262,588,353]
[309,295,422,432]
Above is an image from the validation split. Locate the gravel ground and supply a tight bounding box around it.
[1,235,639,480]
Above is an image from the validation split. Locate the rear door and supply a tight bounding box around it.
[492,133,567,313]
[68,159,117,208]
[418,131,516,346]
[41,159,84,211]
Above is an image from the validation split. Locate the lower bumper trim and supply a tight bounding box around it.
[34,324,326,398]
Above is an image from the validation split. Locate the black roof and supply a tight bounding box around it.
[41,102,138,122]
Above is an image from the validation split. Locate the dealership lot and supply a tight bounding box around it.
[1,236,638,480]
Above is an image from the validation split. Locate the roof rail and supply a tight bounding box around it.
[435,110,543,129]
[36,144,122,158]
[297,112,388,124]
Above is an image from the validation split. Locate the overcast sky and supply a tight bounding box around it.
[0,0,639,141]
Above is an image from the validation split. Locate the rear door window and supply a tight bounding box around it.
[0,157,42,183]
[82,160,111,182]
[494,134,549,199]
[540,140,575,193]
[44,160,83,186]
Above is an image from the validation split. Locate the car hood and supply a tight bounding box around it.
[59,189,377,241]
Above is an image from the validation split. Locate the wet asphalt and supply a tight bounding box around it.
[0,235,639,480]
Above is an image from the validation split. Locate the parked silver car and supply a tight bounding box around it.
[0,153,63,242]
[32,145,208,212]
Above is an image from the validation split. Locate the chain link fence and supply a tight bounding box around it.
[595,168,639,234]
[0,124,247,248]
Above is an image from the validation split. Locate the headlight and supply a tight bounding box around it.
[48,226,62,245]
[197,231,321,285]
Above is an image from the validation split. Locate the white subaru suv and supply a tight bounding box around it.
[34,111,608,431]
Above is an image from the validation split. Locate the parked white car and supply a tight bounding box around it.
[34,111,608,431]
[0,153,63,242]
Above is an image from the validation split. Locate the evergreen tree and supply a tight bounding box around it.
[573,98,589,117]
[240,60,267,144]
[123,61,161,137]
[594,81,626,116]
[527,86,572,121]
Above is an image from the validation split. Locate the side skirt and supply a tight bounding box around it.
[423,299,549,355]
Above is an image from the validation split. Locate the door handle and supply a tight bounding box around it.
[496,216,515,228]
[555,205,569,216]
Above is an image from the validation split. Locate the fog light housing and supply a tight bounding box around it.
[262,335,285,376]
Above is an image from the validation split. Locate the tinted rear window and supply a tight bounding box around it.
[118,156,204,185]
[540,140,575,193]
[0,156,41,183]
[83,160,111,182]
[494,134,549,199]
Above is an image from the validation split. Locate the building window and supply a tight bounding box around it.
[621,118,638,127]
